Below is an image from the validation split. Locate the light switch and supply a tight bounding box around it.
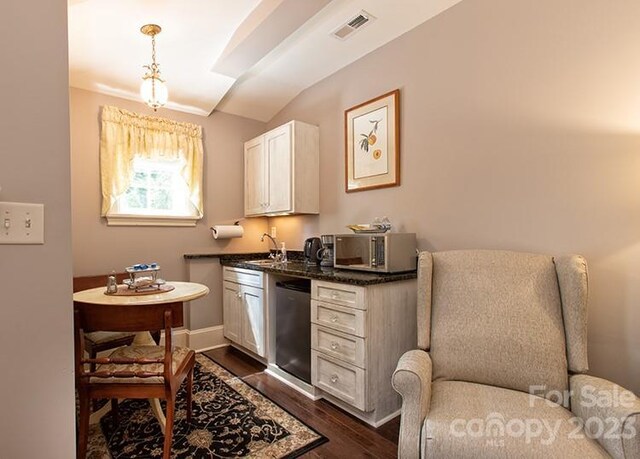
[0,202,44,244]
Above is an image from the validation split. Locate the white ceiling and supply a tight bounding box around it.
[68,0,464,121]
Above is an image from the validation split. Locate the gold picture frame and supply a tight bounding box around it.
[345,89,400,192]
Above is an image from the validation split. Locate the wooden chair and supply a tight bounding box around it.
[74,300,195,459]
[73,273,160,372]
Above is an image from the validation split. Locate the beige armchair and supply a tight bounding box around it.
[393,250,640,458]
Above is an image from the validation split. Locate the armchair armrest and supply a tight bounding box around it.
[392,350,433,459]
[570,374,640,459]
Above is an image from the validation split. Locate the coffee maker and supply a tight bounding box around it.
[319,234,334,267]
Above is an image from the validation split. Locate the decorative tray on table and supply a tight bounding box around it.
[124,263,166,292]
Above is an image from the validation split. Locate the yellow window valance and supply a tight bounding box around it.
[100,105,204,217]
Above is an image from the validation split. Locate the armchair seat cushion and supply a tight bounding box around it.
[422,380,609,459]
[92,345,192,384]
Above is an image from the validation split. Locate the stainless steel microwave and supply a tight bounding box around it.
[334,233,417,273]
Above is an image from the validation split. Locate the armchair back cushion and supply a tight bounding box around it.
[428,250,569,397]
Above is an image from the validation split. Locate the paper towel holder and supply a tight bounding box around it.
[209,218,243,231]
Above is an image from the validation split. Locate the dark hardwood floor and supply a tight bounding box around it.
[203,346,400,458]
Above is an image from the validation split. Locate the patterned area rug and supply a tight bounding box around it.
[87,354,327,458]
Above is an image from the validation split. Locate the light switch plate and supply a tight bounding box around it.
[0,202,44,244]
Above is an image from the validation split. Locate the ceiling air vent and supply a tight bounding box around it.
[331,10,376,40]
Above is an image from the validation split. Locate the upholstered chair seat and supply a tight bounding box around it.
[423,380,609,458]
[92,346,191,384]
[393,250,640,459]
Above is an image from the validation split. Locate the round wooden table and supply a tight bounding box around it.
[73,281,209,306]
[73,281,209,429]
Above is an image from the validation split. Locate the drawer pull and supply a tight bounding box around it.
[330,315,339,323]
[331,292,339,299]
[330,341,340,351]
[330,374,339,384]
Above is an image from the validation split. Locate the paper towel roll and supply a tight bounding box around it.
[211,225,244,239]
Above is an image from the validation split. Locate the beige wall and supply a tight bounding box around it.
[267,0,640,394]
[0,1,75,457]
[70,89,268,329]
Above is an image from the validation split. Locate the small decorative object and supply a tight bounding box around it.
[140,24,168,111]
[345,89,400,192]
[105,272,118,294]
[124,263,166,292]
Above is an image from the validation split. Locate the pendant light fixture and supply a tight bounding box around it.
[140,24,168,110]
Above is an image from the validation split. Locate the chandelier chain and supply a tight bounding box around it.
[140,23,167,110]
[151,33,157,68]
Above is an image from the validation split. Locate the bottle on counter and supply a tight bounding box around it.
[280,242,287,263]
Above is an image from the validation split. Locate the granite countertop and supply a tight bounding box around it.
[184,252,271,260]
[184,251,416,285]
[218,255,417,286]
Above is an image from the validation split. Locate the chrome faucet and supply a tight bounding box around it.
[261,233,282,262]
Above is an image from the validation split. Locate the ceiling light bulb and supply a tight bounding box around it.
[140,76,168,109]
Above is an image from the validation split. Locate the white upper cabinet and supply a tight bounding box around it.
[244,136,266,216]
[244,120,319,217]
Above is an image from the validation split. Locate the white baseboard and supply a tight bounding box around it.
[189,326,227,352]
[316,389,401,428]
[265,364,321,401]
[161,325,228,352]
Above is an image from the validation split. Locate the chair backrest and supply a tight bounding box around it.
[417,250,589,399]
[74,305,176,383]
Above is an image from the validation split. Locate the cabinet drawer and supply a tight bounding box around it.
[311,300,366,337]
[312,280,365,309]
[312,351,368,411]
[312,324,365,368]
[223,266,264,288]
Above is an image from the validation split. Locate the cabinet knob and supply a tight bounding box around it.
[331,292,338,299]
[330,341,340,351]
[237,292,242,298]
[330,315,339,323]
[330,374,339,384]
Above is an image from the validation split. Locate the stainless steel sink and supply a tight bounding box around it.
[246,259,278,266]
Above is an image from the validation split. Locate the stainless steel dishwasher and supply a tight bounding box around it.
[275,279,311,384]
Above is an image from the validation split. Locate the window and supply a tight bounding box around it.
[100,105,204,226]
[113,158,193,217]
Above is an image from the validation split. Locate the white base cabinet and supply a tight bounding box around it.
[222,267,266,358]
[310,279,417,426]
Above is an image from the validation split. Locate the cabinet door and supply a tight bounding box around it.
[264,124,292,213]
[240,285,266,357]
[222,281,242,343]
[244,136,267,216]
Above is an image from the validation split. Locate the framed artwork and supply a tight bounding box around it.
[344,89,400,192]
